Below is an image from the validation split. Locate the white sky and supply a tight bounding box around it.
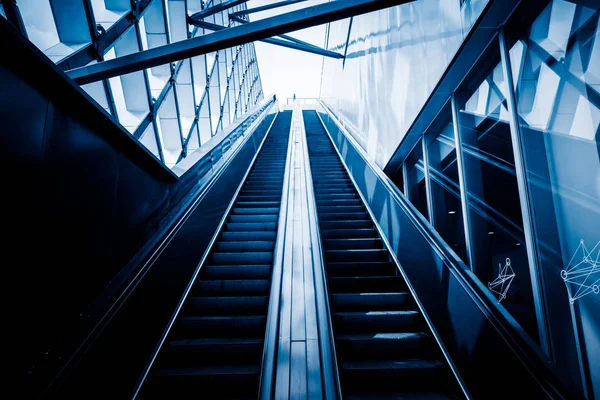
[247,0,329,105]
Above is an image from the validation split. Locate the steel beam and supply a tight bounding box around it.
[229,0,308,18]
[1,0,28,38]
[189,0,248,20]
[193,19,343,59]
[57,0,153,70]
[67,0,411,84]
[228,14,335,56]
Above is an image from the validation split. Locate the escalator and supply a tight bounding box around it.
[138,111,292,399]
[304,110,463,399]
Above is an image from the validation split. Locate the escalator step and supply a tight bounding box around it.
[333,310,420,333]
[315,193,358,199]
[318,206,365,214]
[155,365,259,393]
[220,231,277,241]
[319,212,370,221]
[179,315,266,336]
[345,392,453,400]
[321,228,378,239]
[234,201,281,208]
[202,265,271,280]
[319,220,372,230]
[229,214,278,223]
[195,279,271,295]
[336,332,433,359]
[225,222,277,231]
[323,238,383,250]
[233,207,280,215]
[211,251,273,265]
[326,261,397,277]
[317,199,362,207]
[314,183,354,189]
[186,296,268,315]
[215,241,275,252]
[165,338,263,366]
[331,293,410,311]
[325,249,389,263]
[329,276,406,293]
[237,195,282,202]
[340,359,446,392]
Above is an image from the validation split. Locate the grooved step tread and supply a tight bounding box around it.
[158,365,260,377]
[345,393,453,400]
[341,359,445,371]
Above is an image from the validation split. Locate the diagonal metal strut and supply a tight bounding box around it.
[228,14,327,55]
[190,0,249,20]
[197,18,343,59]
[229,0,308,19]
[67,0,413,85]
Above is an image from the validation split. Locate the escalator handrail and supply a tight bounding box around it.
[258,111,295,400]
[314,108,472,400]
[300,110,343,400]
[174,96,276,178]
[316,99,568,399]
[131,104,281,399]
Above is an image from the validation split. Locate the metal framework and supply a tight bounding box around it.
[230,0,308,18]
[5,0,264,169]
[190,0,249,20]
[227,15,341,58]
[66,0,413,84]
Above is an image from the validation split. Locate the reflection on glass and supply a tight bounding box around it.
[427,113,468,263]
[405,140,428,219]
[391,164,405,194]
[457,39,539,342]
[507,1,600,393]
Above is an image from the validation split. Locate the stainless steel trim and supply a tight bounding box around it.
[422,134,435,225]
[258,110,295,400]
[451,93,476,271]
[131,103,280,399]
[498,27,551,357]
[305,111,343,400]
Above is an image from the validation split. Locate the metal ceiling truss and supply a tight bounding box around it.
[66,0,413,84]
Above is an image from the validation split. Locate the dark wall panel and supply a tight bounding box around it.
[53,111,278,399]
[0,18,174,393]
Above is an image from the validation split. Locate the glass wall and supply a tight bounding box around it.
[506,1,600,396]
[390,1,599,396]
[405,140,429,219]
[11,0,264,171]
[426,107,469,264]
[320,0,491,168]
[455,39,539,341]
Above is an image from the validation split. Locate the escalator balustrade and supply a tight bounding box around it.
[304,110,463,400]
[140,111,292,399]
